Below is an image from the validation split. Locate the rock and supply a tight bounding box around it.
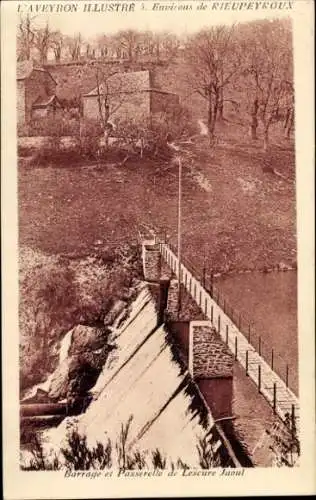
[69,324,109,355]
[104,300,127,326]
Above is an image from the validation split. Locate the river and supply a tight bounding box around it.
[215,270,298,395]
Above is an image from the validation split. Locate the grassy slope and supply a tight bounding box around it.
[19,121,296,274]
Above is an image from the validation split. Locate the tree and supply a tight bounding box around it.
[65,33,83,61]
[17,14,36,61]
[185,25,241,143]
[116,30,140,61]
[92,65,133,149]
[242,20,293,149]
[34,23,58,64]
[51,30,64,63]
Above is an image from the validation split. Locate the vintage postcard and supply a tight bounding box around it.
[1,0,315,498]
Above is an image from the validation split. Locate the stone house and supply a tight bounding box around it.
[82,70,179,126]
[17,60,61,125]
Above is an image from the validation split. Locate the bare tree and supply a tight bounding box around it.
[242,20,293,149]
[65,33,83,61]
[17,14,36,61]
[51,30,64,63]
[34,23,58,64]
[117,30,140,61]
[185,25,241,143]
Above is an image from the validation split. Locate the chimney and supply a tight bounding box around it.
[189,321,233,421]
[142,240,161,282]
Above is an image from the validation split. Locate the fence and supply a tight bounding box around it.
[156,237,299,432]
[156,233,297,397]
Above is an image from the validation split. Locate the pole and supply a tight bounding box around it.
[177,156,182,317]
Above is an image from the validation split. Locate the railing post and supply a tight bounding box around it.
[210,272,214,297]
[271,349,274,371]
[211,305,213,324]
[291,404,296,436]
[273,382,277,413]
[258,364,261,393]
[218,314,221,333]
[226,324,229,344]
[234,336,238,360]
[199,290,202,307]
[189,277,191,293]
[202,266,206,288]
[205,298,208,316]
[286,364,289,388]
[259,336,262,356]
[223,299,226,314]
[238,313,241,330]
[246,350,249,376]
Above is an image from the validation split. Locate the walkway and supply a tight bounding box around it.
[158,240,300,433]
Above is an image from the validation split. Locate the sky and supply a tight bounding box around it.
[14,0,293,40]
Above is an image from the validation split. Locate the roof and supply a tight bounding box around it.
[83,70,177,98]
[17,60,34,80]
[17,60,57,84]
[43,287,240,468]
[32,95,59,108]
[83,70,151,97]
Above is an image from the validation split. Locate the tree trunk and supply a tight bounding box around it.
[209,94,219,143]
[218,87,224,121]
[249,98,259,140]
[207,95,213,142]
[263,127,269,151]
[285,108,294,138]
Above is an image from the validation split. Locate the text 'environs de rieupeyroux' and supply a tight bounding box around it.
[17,1,293,15]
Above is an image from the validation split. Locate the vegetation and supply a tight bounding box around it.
[21,417,223,471]
[19,245,142,391]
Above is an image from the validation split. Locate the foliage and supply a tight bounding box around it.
[19,245,141,391]
[115,103,195,159]
[21,419,207,471]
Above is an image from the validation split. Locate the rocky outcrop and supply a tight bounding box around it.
[46,324,112,402]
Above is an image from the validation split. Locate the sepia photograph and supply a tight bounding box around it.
[1,0,315,497]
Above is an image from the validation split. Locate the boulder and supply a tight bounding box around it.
[68,324,109,355]
[103,300,127,326]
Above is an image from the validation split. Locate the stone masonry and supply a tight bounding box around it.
[166,279,179,318]
[142,241,161,282]
[190,321,233,420]
[191,323,233,379]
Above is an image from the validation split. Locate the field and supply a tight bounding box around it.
[19,121,296,271]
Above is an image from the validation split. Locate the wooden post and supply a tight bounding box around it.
[218,314,221,333]
[202,266,206,288]
[199,290,202,307]
[286,364,289,388]
[211,305,213,324]
[259,336,262,356]
[258,365,261,393]
[234,336,238,360]
[223,299,226,314]
[226,324,229,344]
[246,350,249,375]
[238,313,241,330]
[273,382,277,413]
[205,298,208,316]
[184,273,187,288]
[271,349,274,370]
[189,277,191,293]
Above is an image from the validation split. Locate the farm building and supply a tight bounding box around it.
[82,70,179,125]
[17,60,61,125]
